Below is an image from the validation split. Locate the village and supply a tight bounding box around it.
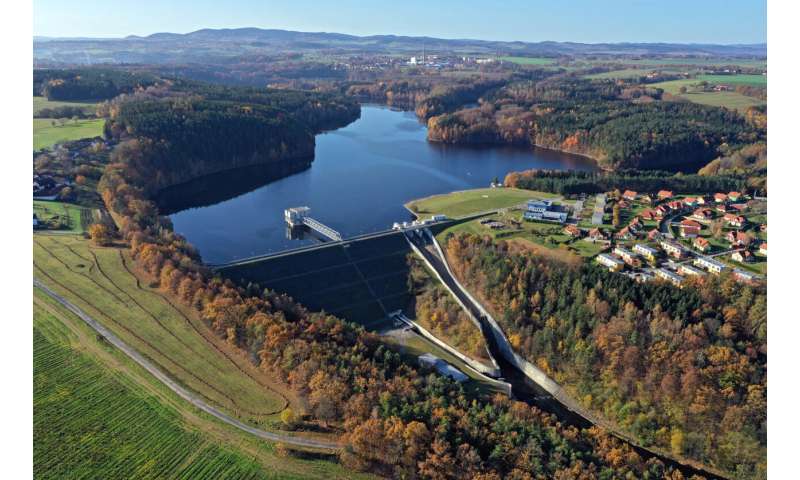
[589,188,767,286]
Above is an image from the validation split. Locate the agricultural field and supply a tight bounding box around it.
[498,56,556,65]
[33,95,98,115]
[585,68,660,80]
[696,73,767,86]
[650,78,765,110]
[619,57,767,68]
[33,200,92,233]
[32,234,303,432]
[33,292,368,480]
[407,187,552,219]
[34,117,105,150]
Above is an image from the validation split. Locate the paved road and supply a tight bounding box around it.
[33,278,340,452]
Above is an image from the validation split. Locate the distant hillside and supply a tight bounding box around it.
[34,27,766,65]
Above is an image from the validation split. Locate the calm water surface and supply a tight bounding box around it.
[165,106,597,263]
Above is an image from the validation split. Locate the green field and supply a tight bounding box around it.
[585,68,659,80]
[33,95,98,115]
[32,235,299,430]
[33,291,368,480]
[407,187,553,218]
[696,73,767,86]
[34,118,105,150]
[621,58,767,68]
[498,56,556,65]
[650,78,765,110]
[34,200,91,233]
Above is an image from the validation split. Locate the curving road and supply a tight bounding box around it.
[33,278,340,452]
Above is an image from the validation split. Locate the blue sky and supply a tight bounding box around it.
[34,0,766,44]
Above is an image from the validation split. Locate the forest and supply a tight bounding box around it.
[426,78,765,170]
[101,81,360,192]
[504,169,748,196]
[443,233,767,479]
[92,79,711,479]
[34,68,159,101]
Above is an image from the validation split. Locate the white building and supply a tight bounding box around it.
[656,268,684,287]
[633,244,658,261]
[596,253,625,271]
[693,256,726,274]
[678,264,706,277]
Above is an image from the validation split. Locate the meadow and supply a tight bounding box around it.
[33,200,91,233]
[696,73,767,86]
[33,95,97,114]
[407,187,551,218]
[498,56,556,65]
[650,78,765,110]
[33,289,370,480]
[32,234,299,430]
[33,117,105,150]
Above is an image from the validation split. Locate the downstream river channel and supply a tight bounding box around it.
[162,105,597,264]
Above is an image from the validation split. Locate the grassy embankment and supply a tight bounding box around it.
[33,96,104,150]
[33,288,369,479]
[32,234,308,432]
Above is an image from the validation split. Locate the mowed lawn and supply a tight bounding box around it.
[33,293,367,480]
[407,187,553,218]
[696,73,767,86]
[34,200,90,233]
[34,118,105,150]
[32,234,294,429]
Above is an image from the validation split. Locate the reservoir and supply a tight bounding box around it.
[161,105,597,264]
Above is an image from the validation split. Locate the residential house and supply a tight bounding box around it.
[714,193,728,203]
[667,200,685,212]
[596,253,625,272]
[660,240,686,259]
[679,219,702,238]
[655,205,670,218]
[647,229,661,241]
[732,250,754,263]
[613,247,641,267]
[715,203,728,213]
[616,226,633,240]
[622,190,638,201]
[728,191,742,202]
[683,197,699,208]
[696,196,709,205]
[723,213,745,228]
[693,237,711,252]
[588,228,608,242]
[633,244,658,262]
[694,256,726,274]
[760,224,767,233]
[657,190,674,201]
[563,225,582,237]
[726,230,752,247]
[640,194,653,205]
[759,243,767,256]
[691,208,714,222]
[731,203,748,213]
[655,268,684,287]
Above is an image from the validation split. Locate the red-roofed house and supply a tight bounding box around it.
[714,193,728,203]
[641,209,657,221]
[726,231,752,247]
[680,219,702,238]
[564,224,582,237]
[732,250,754,263]
[693,237,711,252]
[657,190,674,200]
[622,190,637,201]
[691,208,714,221]
[723,214,745,228]
[728,191,742,202]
